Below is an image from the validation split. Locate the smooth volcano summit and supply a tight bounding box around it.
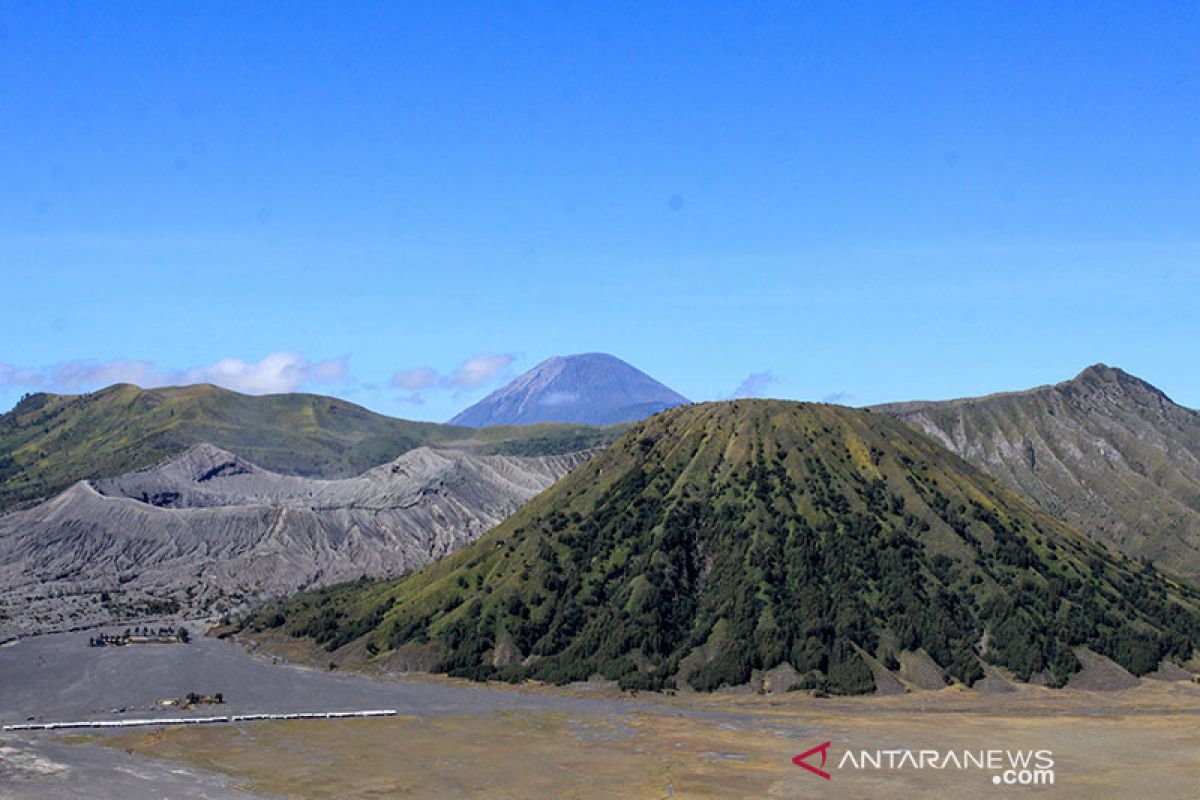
[252,399,1200,694]
[449,353,688,427]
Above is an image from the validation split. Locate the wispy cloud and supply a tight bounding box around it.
[822,391,854,404]
[539,390,578,407]
[52,360,174,390]
[0,364,47,388]
[180,353,348,394]
[0,352,349,396]
[447,354,515,388]
[730,371,776,398]
[390,353,517,394]
[391,366,439,391]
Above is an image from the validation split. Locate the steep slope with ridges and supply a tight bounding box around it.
[250,400,1200,693]
[877,365,1200,583]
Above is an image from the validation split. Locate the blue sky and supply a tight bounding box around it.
[2,2,1197,420]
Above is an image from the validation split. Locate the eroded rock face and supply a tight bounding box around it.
[877,365,1200,583]
[0,444,593,637]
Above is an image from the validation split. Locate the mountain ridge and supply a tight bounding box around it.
[879,364,1183,412]
[0,382,617,509]
[875,364,1200,583]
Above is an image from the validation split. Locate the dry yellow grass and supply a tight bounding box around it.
[103,680,1200,799]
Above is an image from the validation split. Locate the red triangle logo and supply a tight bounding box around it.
[793,741,832,780]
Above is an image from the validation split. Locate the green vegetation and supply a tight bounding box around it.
[877,364,1200,585]
[182,692,223,706]
[0,383,618,508]
[246,400,1200,694]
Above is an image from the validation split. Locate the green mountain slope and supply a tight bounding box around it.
[248,400,1200,694]
[0,383,618,509]
[876,365,1200,584]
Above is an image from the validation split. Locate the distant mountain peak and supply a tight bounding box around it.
[1074,362,1116,378]
[1069,363,1134,386]
[449,353,688,427]
[1063,363,1176,406]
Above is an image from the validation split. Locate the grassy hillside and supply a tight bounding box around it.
[247,400,1200,694]
[0,383,619,508]
[877,365,1200,583]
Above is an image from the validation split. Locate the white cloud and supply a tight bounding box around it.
[0,352,349,396]
[447,354,515,388]
[390,353,517,394]
[730,371,775,398]
[181,352,347,394]
[822,391,854,404]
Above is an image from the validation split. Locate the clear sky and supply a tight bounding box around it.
[2,2,1197,420]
